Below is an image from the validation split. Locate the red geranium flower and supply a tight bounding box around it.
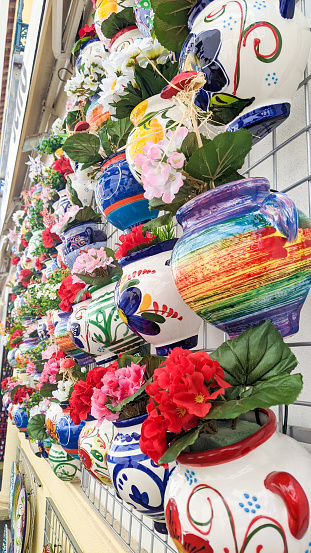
[13,386,36,404]
[35,257,43,271]
[20,237,29,248]
[11,255,20,266]
[18,268,33,287]
[78,23,96,39]
[52,155,74,177]
[115,225,155,260]
[10,294,17,301]
[58,274,90,312]
[1,377,10,390]
[42,227,60,249]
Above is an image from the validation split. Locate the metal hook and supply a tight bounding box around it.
[57,67,73,82]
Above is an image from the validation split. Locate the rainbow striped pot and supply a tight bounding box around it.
[171,177,311,338]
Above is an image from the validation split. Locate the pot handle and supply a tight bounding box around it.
[279,0,295,19]
[259,192,298,243]
[264,471,309,539]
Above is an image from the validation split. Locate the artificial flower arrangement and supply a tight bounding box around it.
[139,321,302,465]
[6,325,25,351]
[36,135,66,158]
[51,205,101,235]
[64,52,105,103]
[72,23,98,54]
[71,246,121,287]
[114,222,175,260]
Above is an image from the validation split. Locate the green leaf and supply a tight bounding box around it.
[141,312,166,323]
[106,117,134,150]
[139,353,166,380]
[66,179,83,207]
[75,286,89,303]
[142,213,173,230]
[120,279,140,292]
[181,132,210,159]
[39,383,58,397]
[151,0,196,52]
[209,93,255,126]
[101,7,136,39]
[118,354,142,368]
[72,36,92,55]
[63,133,101,164]
[60,206,102,233]
[148,186,190,216]
[211,320,298,386]
[98,127,113,158]
[185,128,253,188]
[205,374,303,420]
[27,414,49,441]
[159,426,201,464]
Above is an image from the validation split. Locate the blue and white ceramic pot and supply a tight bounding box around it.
[107,414,176,534]
[55,405,85,459]
[37,316,49,340]
[67,163,94,207]
[180,0,311,141]
[68,298,94,355]
[95,152,158,231]
[7,348,18,367]
[78,416,116,486]
[115,239,202,355]
[13,408,28,433]
[60,221,107,269]
[75,37,108,69]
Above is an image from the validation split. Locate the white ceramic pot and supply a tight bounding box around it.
[67,171,94,207]
[48,442,80,481]
[45,403,63,443]
[68,298,92,353]
[115,239,202,355]
[109,25,143,53]
[180,0,311,141]
[78,417,116,485]
[94,0,134,47]
[76,38,108,70]
[164,409,311,553]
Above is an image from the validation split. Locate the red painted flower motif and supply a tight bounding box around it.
[165,498,213,553]
[79,447,93,470]
[115,224,155,260]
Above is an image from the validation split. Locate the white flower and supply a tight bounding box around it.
[52,380,73,402]
[12,210,25,228]
[25,155,44,181]
[51,117,64,136]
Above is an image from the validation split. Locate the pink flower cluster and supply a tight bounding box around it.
[37,350,65,387]
[51,204,80,235]
[26,362,36,375]
[72,247,115,283]
[91,362,146,421]
[134,127,188,203]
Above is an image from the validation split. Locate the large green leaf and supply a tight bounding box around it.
[185,128,253,188]
[151,0,196,52]
[63,133,101,164]
[209,93,255,126]
[210,320,298,386]
[98,127,113,158]
[159,426,201,465]
[106,117,133,150]
[181,132,210,159]
[204,374,303,420]
[101,7,136,39]
[142,213,173,230]
[39,383,58,397]
[27,414,49,441]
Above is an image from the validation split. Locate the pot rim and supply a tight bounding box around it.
[113,413,147,428]
[109,25,138,50]
[119,238,178,267]
[176,408,276,467]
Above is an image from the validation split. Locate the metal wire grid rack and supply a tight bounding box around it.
[43,497,83,553]
[80,467,175,553]
[16,446,42,553]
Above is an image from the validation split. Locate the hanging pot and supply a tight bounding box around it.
[180,0,311,142]
[78,416,116,485]
[54,311,95,366]
[133,0,154,37]
[60,221,107,270]
[86,94,110,130]
[85,281,145,360]
[95,152,158,231]
[48,442,80,481]
[55,405,85,459]
[15,338,39,368]
[45,402,63,442]
[126,94,185,184]
[37,316,49,340]
[13,408,28,434]
[66,163,95,207]
[107,414,176,534]
[164,409,311,553]
[115,239,202,355]
[75,38,108,70]
[68,298,93,356]
[7,349,18,367]
[109,25,143,53]
[171,177,311,338]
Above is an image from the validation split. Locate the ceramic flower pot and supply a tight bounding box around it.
[66,163,95,207]
[107,414,175,533]
[13,408,28,433]
[115,239,202,355]
[27,230,42,260]
[67,298,95,361]
[15,338,39,368]
[180,0,311,142]
[95,152,158,231]
[7,348,18,367]
[109,25,143,53]
[86,95,110,130]
[126,94,185,184]
[85,282,145,360]
[45,402,63,442]
[171,177,311,338]
[37,316,49,340]
[133,0,154,37]
[78,416,116,485]
[60,221,107,270]
[55,188,72,219]
[55,406,85,459]
[2,393,12,414]
[48,442,80,481]
[164,409,311,553]
[94,0,118,47]
[54,311,94,366]
[75,38,108,70]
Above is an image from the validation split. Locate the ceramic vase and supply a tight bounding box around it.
[107,414,175,534]
[133,0,154,37]
[7,349,18,367]
[78,416,116,485]
[15,338,39,368]
[45,403,63,442]
[54,311,94,366]
[126,94,185,184]
[13,408,28,433]
[27,230,42,260]
[66,165,94,207]
[2,393,11,414]
[86,95,110,130]
[67,298,95,362]
[180,0,311,142]
[55,405,85,459]
[37,316,49,340]
[164,409,311,553]
[115,239,202,355]
[171,177,311,338]
[95,152,158,231]
[75,38,108,70]
[48,442,80,481]
[55,188,72,219]
[109,25,143,53]
[85,282,145,360]
[60,221,107,270]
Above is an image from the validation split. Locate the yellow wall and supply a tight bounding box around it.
[22,0,33,24]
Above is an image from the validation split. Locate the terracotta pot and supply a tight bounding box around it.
[164,409,311,553]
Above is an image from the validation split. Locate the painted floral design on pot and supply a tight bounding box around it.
[133,0,154,37]
[164,409,311,553]
[48,442,80,482]
[45,403,63,442]
[107,414,175,534]
[75,38,108,70]
[78,416,116,485]
[37,317,49,340]
[115,239,202,355]
[180,0,311,141]
[85,282,145,360]
[68,298,93,355]
[61,221,107,270]
[54,311,94,366]
[109,25,144,53]
[126,94,185,184]
[55,406,85,459]
[95,152,158,231]
[171,177,311,338]
[86,95,110,130]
